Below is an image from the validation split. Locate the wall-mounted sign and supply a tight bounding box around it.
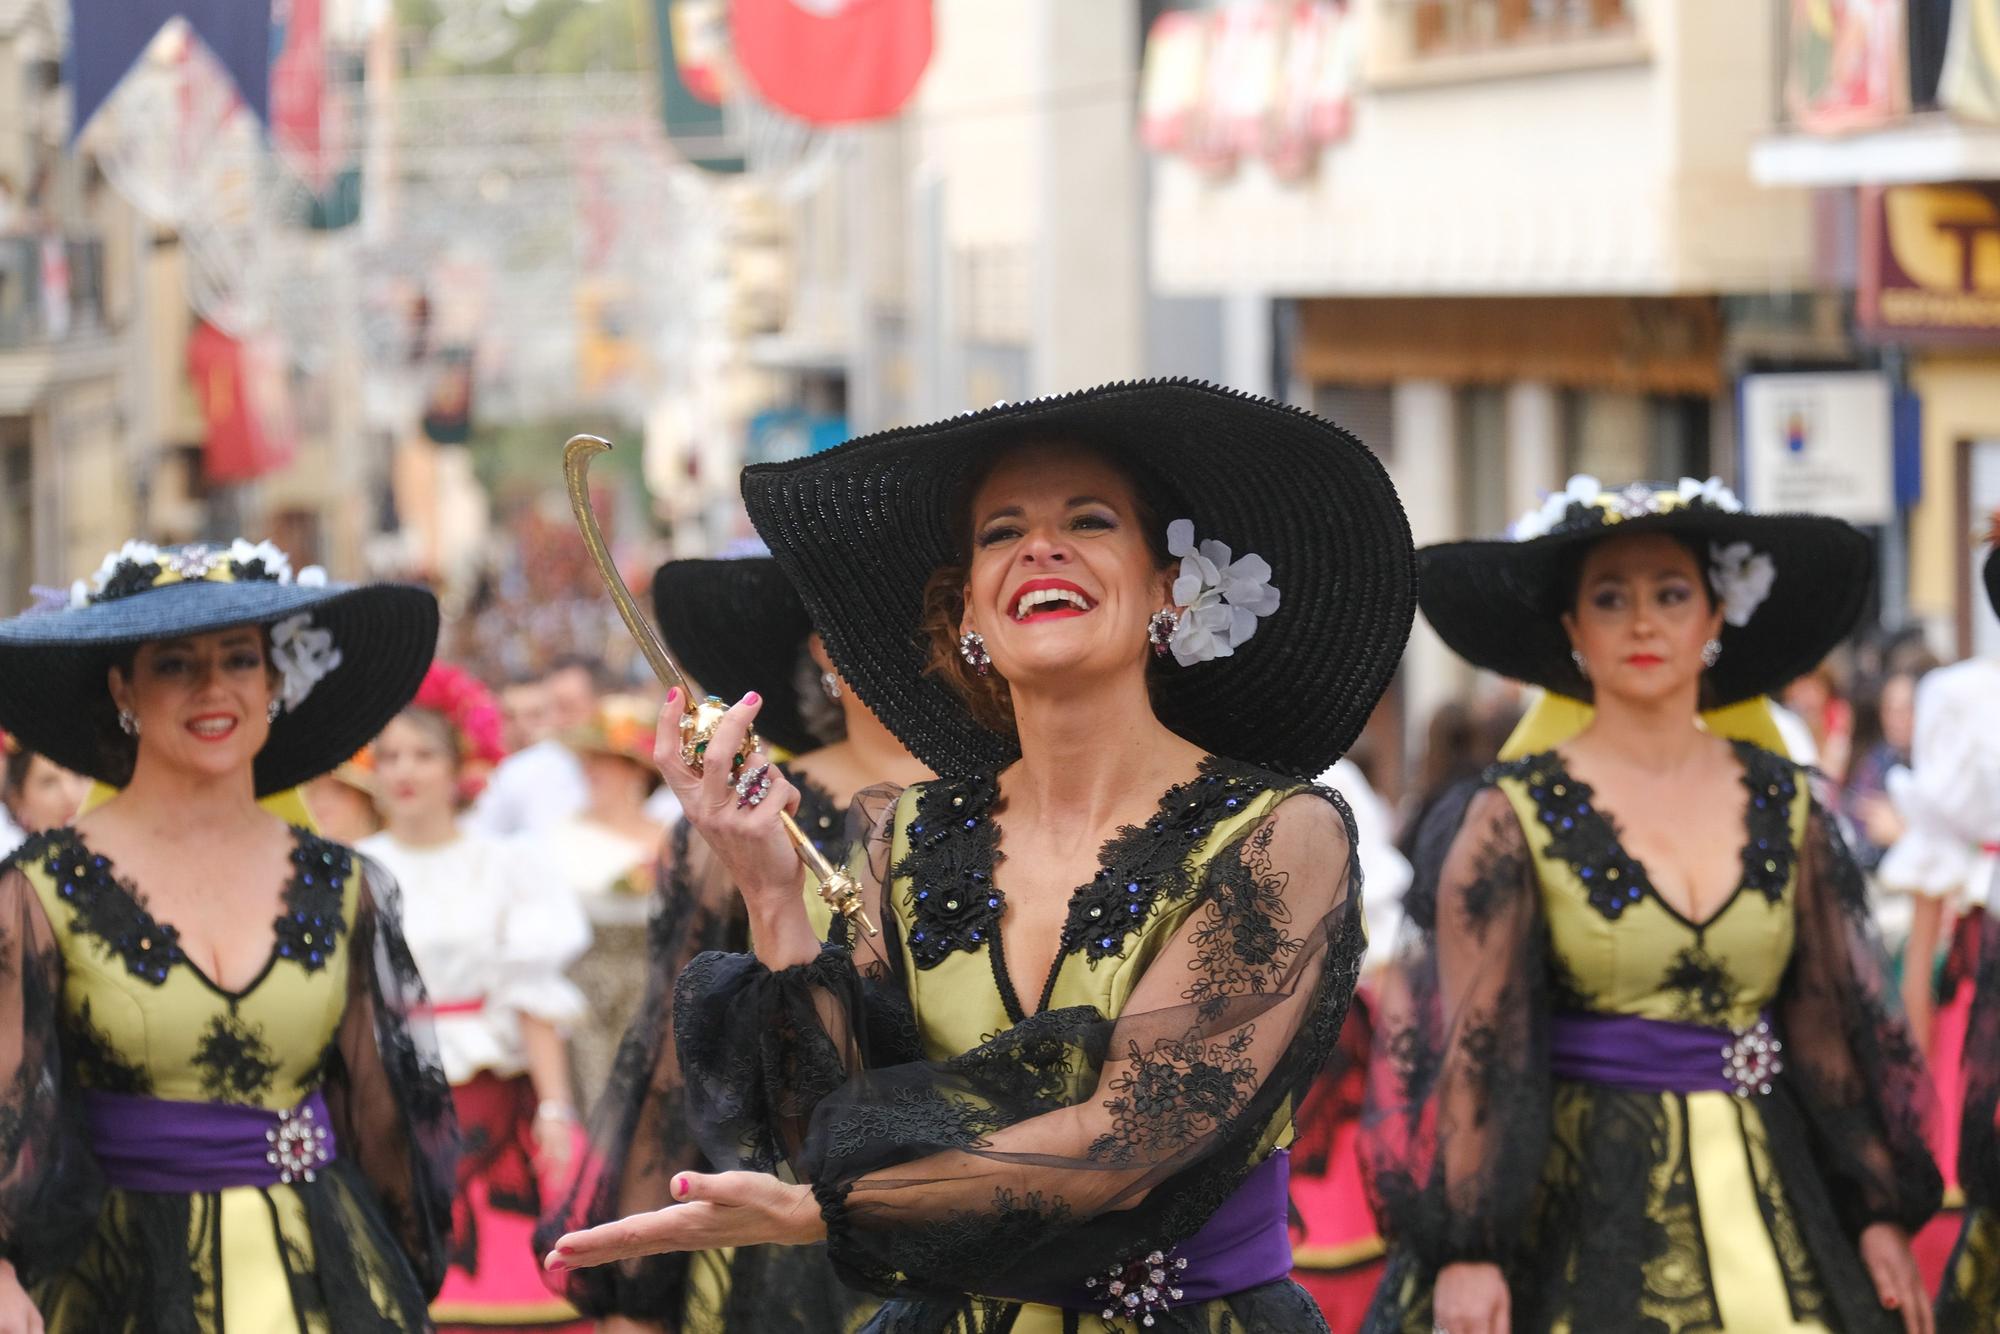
[1860,184,2000,344]
[1739,370,1894,525]
[1140,1,1356,180]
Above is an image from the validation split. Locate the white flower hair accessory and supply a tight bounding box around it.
[1164,519,1281,667]
[270,612,344,712]
[1709,541,1776,628]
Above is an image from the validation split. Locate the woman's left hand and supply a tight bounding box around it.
[1858,1222,1932,1334]
[543,1171,826,1271]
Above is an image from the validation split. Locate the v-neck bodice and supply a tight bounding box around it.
[1489,742,1810,1030]
[884,755,1297,1051]
[13,826,358,1107]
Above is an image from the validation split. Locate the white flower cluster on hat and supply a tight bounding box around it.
[1507,475,1774,627]
[1165,519,1281,666]
[69,538,328,607]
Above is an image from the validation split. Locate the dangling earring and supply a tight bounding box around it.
[1569,649,1590,680]
[267,699,283,722]
[117,708,140,736]
[1701,638,1722,668]
[957,630,991,676]
[820,670,842,702]
[1147,608,1180,659]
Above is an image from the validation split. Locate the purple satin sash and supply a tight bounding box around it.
[989,1150,1293,1311]
[1550,1010,1783,1097]
[84,1089,339,1193]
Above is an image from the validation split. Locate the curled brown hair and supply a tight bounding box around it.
[916,442,1173,737]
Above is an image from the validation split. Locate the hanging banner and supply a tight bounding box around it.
[69,0,273,141]
[1859,184,2000,344]
[189,319,296,483]
[1139,1,1356,180]
[1739,371,1895,525]
[1783,0,1909,133]
[1939,0,2000,122]
[651,0,744,172]
[729,0,932,125]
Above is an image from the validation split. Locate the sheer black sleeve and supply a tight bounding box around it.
[678,787,1363,1299]
[0,858,99,1285]
[320,858,460,1298]
[1779,799,1941,1236]
[535,818,741,1317]
[1359,781,1551,1273]
[1960,906,2000,1211]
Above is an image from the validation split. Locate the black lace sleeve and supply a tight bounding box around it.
[535,818,742,1317]
[1359,780,1551,1273]
[1779,799,1941,1236]
[1961,907,2000,1210]
[320,857,460,1298]
[679,787,1363,1299]
[0,858,100,1284]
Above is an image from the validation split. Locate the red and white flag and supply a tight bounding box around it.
[729,0,932,125]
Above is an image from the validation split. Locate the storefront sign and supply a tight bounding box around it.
[1739,371,1894,525]
[1860,184,2000,344]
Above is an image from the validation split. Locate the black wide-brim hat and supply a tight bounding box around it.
[740,379,1416,779]
[0,577,439,797]
[651,556,821,756]
[1420,486,1872,707]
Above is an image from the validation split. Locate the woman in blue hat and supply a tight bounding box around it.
[0,539,458,1332]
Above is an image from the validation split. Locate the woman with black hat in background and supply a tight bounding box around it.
[0,539,457,1332]
[539,552,927,1333]
[547,380,1415,1333]
[1364,478,1939,1334]
[1935,518,2000,1333]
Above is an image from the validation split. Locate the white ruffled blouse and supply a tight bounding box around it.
[1880,658,2000,905]
[358,829,592,1086]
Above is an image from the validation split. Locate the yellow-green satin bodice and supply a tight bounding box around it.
[21,828,357,1109]
[1493,746,1809,1030]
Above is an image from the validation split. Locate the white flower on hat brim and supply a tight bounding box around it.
[1165,519,1281,667]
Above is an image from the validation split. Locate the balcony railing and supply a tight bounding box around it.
[0,236,107,349]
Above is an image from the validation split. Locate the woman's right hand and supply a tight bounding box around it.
[652,689,802,915]
[1434,1261,1509,1334]
[0,1262,42,1334]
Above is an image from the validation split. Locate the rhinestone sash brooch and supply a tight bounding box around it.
[265,1103,333,1184]
[1722,1019,1784,1098]
[1086,1248,1188,1327]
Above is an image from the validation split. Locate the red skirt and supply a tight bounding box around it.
[1289,991,1385,1333]
[432,1071,591,1333]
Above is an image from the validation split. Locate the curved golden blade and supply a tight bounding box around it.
[561,433,875,937]
[563,434,691,695]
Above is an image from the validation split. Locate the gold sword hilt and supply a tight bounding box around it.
[563,434,876,938]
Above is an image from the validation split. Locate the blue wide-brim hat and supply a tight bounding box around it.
[0,547,438,797]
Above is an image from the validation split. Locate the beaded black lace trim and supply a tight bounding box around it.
[26,826,350,985]
[1491,742,1799,925]
[893,756,1282,974]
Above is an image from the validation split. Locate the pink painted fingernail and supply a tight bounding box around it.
[665,687,680,704]
[673,1174,689,1198]
[743,691,760,706]
[544,1253,568,1273]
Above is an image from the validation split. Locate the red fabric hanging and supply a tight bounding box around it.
[729,0,932,124]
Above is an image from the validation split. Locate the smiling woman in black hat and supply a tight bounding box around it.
[541,552,928,1334]
[545,380,1415,1333]
[0,538,456,1333]
[1363,478,1940,1334]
